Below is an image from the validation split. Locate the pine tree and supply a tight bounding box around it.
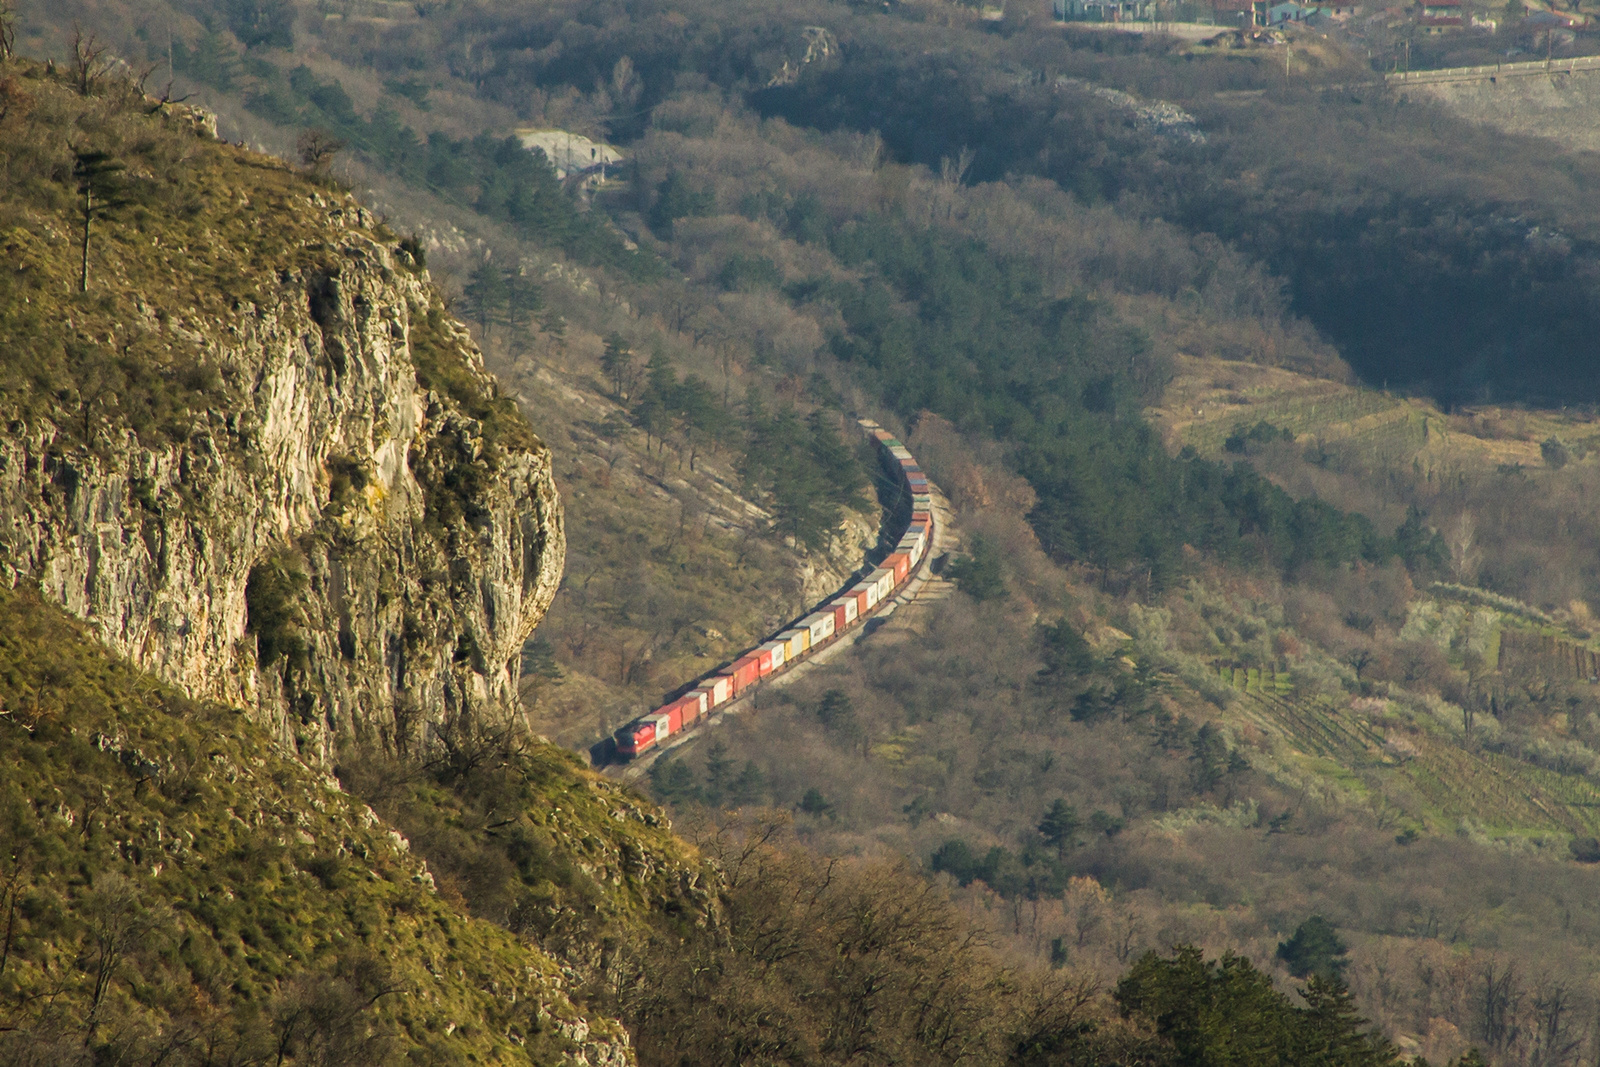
[600,334,637,400]
[72,149,129,293]
[462,260,509,341]
[1277,916,1349,980]
[1191,722,1230,793]
[1037,799,1080,863]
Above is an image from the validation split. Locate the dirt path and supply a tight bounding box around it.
[607,481,960,783]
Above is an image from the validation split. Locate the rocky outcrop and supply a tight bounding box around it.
[0,200,564,762]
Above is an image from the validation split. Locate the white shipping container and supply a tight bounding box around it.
[696,677,732,707]
[804,612,836,643]
[871,569,895,601]
[650,712,673,740]
[761,640,787,670]
[835,597,859,624]
[855,581,879,610]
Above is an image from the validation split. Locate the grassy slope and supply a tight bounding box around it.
[0,584,660,1063]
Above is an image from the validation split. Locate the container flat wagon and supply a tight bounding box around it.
[612,418,936,760]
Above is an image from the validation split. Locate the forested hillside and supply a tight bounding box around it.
[10,0,1600,1064]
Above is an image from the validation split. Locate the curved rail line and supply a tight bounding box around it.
[599,418,936,767]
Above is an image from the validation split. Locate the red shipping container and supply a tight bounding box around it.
[755,647,775,676]
[884,552,911,582]
[830,600,854,631]
[912,512,933,527]
[724,656,761,694]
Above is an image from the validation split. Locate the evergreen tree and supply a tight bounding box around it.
[631,350,676,451]
[816,689,854,728]
[1037,799,1080,863]
[946,535,1006,601]
[600,334,637,400]
[462,260,509,340]
[648,172,712,238]
[1191,722,1230,794]
[1296,975,1399,1067]
[703,740,734,805]
[72,149,129,293]
[503,267,543,332]
[1038,620,1097,681]
[674,374,724,471]
[1277,916,1350,981]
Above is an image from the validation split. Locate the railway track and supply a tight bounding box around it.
[601,420,953,781]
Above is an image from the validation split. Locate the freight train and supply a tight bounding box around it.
[612,419,936,760]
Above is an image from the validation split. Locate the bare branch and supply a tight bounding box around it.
[69,24,111,97]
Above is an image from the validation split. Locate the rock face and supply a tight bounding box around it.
[0,203,564,762]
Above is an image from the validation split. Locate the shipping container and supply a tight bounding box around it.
[724,655,761,693]
[870,568,895,601]
[803,611,836,644]
[883,552,911,582]
[782,628,810,658]
[664,704,684,734]
[832,596,859,629]
[650,711,673,743]
[853,582,879,611]
[695,676,731,708]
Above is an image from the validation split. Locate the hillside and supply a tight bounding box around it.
[0,583,693,1064]
[13,2,1600,1065]
[0,56,708,1064]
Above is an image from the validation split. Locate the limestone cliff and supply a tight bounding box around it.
[0,96,563,762]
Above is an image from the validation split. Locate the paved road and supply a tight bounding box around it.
[607,482,959,784]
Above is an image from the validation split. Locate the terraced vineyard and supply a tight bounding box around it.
[1223,681,1600,835]
[1399,733,1600,835]
[1181,389,1403,454]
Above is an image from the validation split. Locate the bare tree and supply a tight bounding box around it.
[297,127,346,174]
[81,873,158,1030]
[69,25,111,97]
[0,2,17,62]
